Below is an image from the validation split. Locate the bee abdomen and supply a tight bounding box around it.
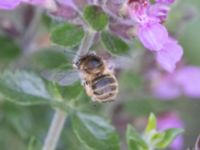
[91,74,118,102]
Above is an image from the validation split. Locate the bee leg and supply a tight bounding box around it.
[81,80,85,86]
[84,82,93,97]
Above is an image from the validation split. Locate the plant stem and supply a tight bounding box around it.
[74,29,96,62]
[42,28,95,150]
[22,8,43,53]
[42,110,67,150]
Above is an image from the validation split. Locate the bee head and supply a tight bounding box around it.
[76,53,104,74]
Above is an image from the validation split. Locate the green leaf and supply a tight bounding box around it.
[28,137,41,150]
[126,125,148,150]
[51,23,84,48]
[145,113,157,134]
[0,36,21,63]
[57,81,83,101]
[151,132,165,142]
[29,48,67,70]
[0,71,55,106]
[155,128,184,149]
[72,112,120,150]
[84,5,109,31]
[101,31,129,54]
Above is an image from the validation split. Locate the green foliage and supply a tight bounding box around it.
[84,5,109,31]
[29,48,67,70]
[72,112,120,150]
[154,128,184,149]
[145,113,157,134]
[126,113,184,150]
[180,19,200,66]
[0,36,20,63]
[27,137,41,150]
[51,23,84,48]
[0,71,54,105]
[126,125,148,150]
[57,81,83,101]
[101,31,129,54]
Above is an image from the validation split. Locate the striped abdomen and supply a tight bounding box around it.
[91,74,118,102]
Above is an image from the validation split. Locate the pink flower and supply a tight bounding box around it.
[151,66,200,99]
[148,3,170,23]
[0,0,56,10]
[153,76,181,100]
[175,67,200,97]
[0,0,21,9]
[156,38,183,72]
[157,112,184,150]
[155,0,176,5]
[137,22,168,51]
[127,0,183,72]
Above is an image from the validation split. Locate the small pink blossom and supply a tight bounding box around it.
[156,0,176,5]
[156,38,183,72]
[137,22,168,51]
[153,76,181,100]
[0,0,21,9]
[151,66,200,99]
[0,0,56,10]
[127,0,183,72]
[175,67,200,97]
[157,112,184,150]
[148,3,170,23]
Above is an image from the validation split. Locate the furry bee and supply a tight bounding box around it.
[74,53,118,103]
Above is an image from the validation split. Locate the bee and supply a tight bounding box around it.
[42,52,118,103]
[74,52,118,103]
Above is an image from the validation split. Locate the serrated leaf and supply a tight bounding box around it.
[126,125,148,150]
[72,112,120,150]
[145,113,157,134]
[155,128,184,149]
[51,23,84,48]
[101,31,129,54]
[0,71,55,106]
[84,5,108,31]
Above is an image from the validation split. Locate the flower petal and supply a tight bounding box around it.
[148,3,170,23]
[152,76,181,100]
[175,67,200,98]
[137,23,168,51]
[0,0,21,9]
[23,0,44,5]
[155,0,176,5]
[156,38,183,72]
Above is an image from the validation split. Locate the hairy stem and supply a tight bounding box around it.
[74,29,96,62]
[42,110,67,150]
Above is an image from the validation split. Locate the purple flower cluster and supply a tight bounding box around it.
[150,66,200,100]
[127,0,183,72]
[157,112,184,150]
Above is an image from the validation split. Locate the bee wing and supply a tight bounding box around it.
[41,69,80,86]
[107,55,134,71]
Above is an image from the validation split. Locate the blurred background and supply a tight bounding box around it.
[0,0,200,150]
